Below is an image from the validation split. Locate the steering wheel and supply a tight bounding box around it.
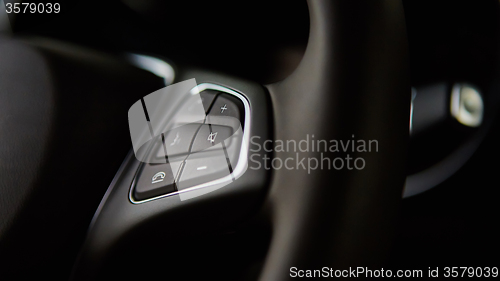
[0,1,409,280]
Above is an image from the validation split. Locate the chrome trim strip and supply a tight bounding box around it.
[126,54,175,85]
[409,87,416,134]
[129,83,251,204]
[450,83,461,121]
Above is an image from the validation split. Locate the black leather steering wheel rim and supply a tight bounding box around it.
[259,1,409,279]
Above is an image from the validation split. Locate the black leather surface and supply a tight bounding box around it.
[0,37,164,280]
[261,1,410,279]
[0,37,55,237]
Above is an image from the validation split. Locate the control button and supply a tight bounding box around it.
[133,161,183,201]
[162,123,201,157]
[199,90,218,113]
[207,93,244,121]
[191,124,233,153]
[177,152,231,190]
[206,94,244,131]
[168,90,217,126]
[171,93,208,126]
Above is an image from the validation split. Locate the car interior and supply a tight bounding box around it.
[0,1,499,280]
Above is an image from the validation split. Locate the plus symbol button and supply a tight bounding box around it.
[220,104,228,113]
